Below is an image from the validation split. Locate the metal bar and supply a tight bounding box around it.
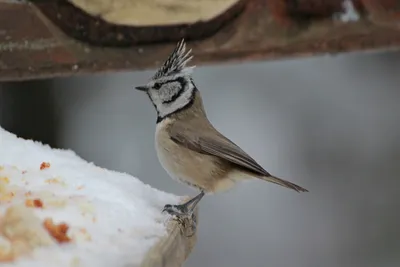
[1,0,400,82]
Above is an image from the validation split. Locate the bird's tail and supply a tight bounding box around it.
[259,175,308,192]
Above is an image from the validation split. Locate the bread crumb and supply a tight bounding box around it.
[40,162,50,170]
[33,199,43,208]
[25,199,43,208]
[43,218,71,243]
[1,205,55,247]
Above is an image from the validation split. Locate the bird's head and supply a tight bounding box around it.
[135,39,196,121]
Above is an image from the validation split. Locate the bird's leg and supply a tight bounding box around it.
[162,191,205,218]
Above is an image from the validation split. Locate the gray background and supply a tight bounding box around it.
[1,50,400,267]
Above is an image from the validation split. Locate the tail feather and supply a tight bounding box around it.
[259,175,308,192]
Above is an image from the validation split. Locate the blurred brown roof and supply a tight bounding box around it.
[1,0,400,82]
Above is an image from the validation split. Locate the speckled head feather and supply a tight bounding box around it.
[152,39,195,80]
[135,39,198,122]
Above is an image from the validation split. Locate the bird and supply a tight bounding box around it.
[134,39,308,219]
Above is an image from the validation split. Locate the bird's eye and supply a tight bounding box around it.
[154,83,161,89]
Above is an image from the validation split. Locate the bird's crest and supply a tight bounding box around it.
[152,39,195,80]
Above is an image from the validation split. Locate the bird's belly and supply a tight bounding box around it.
[155,137,236,192]
[154,119,243,193]
[156,140,215,190]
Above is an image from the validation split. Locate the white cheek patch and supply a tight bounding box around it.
[160,82,181,102]
[151,84,194,118]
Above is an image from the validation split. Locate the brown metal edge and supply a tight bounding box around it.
[2,0,400,82]
[2,35,400,82]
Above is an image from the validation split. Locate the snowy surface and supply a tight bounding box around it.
[0,127,180,267]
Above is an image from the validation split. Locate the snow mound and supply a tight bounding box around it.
[0,127,179,267]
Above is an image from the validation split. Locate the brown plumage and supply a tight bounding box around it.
[156,90,308,194]
[135,39,307,218]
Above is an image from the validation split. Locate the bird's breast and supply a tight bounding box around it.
[154,119,235,192]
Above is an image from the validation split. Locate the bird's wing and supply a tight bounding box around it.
[168,121,308,192]
[168,122,270,177]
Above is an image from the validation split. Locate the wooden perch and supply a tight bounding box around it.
[141,200,198,267]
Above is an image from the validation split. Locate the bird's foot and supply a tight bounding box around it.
[162,203,191,218]
[162,203,197,236]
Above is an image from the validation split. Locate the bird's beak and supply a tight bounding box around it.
[135,85,148,91]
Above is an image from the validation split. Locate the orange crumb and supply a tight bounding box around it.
[0,177,9,184]
[25,199,43,208]
[43,218,71,243]
[92,217,96,223]
[40,162,50,170]
[34,199,43,208]
[24,199,33,207]
[76,185,84,190]
[24,191,32,197]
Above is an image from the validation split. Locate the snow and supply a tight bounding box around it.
[334,0,360,22]
[0,127,180,267]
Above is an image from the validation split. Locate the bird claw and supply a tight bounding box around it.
[162,203,197,237]
[162,203,189,217]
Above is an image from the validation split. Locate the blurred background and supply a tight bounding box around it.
[1,50,400,267]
